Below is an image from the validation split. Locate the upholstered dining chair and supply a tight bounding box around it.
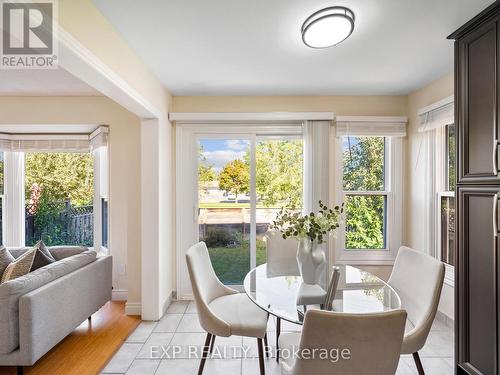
[388,246,445,375]
[278,309,407,375]
[186,242,269,375]
[265,230,300,278]
[265,230,301,361]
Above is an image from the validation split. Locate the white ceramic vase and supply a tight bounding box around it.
[296,239,326,285]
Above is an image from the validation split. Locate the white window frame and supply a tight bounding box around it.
[93,146,110,254]
[2,148,109,253]
[334,136,403,265]
[435,125,455,286]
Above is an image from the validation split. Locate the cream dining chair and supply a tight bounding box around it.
[265,230,301,361]
[278,309,407,375]
[388,246,445,375]
[265,230,301,278]
[186,242,269,375]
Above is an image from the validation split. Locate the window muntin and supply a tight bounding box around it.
[342,136,388,250]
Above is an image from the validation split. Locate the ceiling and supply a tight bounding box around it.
[93,0,494,96]
[0,68,100,96]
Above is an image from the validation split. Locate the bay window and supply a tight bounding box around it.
[0,126,109,252]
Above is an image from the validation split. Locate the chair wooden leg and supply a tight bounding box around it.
[412,352,425,375]
[209,335,216,354]
[17,366,23,375]
[276,317,281,363]
[263,333,269,358]
[257,338,266,375]
[198,333,212,375]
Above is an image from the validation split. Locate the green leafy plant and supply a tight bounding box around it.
[270,200,344,244]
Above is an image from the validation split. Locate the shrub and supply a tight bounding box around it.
[203,227,240,248]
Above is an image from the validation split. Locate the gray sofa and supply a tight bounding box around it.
[0,246,112,374]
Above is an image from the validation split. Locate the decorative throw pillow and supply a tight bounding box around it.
[1,247,36,283]
[30,240,56,272]
[0,246,14,278]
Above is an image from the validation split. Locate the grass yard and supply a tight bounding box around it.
[208,239,267,284]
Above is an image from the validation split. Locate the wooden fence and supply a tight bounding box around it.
[25,201,93,246]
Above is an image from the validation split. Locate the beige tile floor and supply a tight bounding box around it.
[102,300,454,375]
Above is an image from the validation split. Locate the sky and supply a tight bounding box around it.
[199,139,249,172]
[200,137,360,173]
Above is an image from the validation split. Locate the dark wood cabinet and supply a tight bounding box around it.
[450,2,500,374]
[456,187,499,374]
[456,10,500,184]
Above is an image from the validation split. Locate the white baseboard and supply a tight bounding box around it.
[124,293,174,318]
[161,293,173,316]
[112,289,128,301]
[125,302,142,316]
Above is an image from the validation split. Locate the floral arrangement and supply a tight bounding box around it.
[270,200,344,244]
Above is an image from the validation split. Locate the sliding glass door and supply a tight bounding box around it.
[176,123,304,297]
[197,136,304,285]
[198,137,252,285]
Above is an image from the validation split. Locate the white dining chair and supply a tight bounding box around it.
[265,230,300,278]
[279,309,407,375]
[265,230,301,361]
[186,242,269,375]
[388,246,445,375]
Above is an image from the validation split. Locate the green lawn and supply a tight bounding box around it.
[208,239,267,284]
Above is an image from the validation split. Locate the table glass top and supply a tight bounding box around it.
[243,264,401,324]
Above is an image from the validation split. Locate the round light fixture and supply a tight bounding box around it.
[301,6,355,49]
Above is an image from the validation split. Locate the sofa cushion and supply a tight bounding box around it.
[30,241,55,272]
[0,250,97,354]
[48,246,88,261]
[0,247,14,278]
[7,248,31,260]
[1,249,36,284]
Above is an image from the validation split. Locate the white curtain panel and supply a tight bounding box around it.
[303,120,331,214]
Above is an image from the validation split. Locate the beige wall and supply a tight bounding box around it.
[58,0,174,318]
[172,95,407,116]
[59,0,170,115]
[0,96,142,304]
[406,72,455,319]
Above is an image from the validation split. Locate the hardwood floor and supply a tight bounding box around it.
[0,301,141,375]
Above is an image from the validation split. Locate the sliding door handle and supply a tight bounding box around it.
[494,193,499,237]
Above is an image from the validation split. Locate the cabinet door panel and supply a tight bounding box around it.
[458,17,499,183]
[457,187,499,374]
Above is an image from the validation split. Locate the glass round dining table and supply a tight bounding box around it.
[243,263,401,325]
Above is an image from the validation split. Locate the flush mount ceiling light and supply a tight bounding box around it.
[301,6,355,49]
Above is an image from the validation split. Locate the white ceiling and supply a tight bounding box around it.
[0,68,100,96]
[93,0,494,96]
